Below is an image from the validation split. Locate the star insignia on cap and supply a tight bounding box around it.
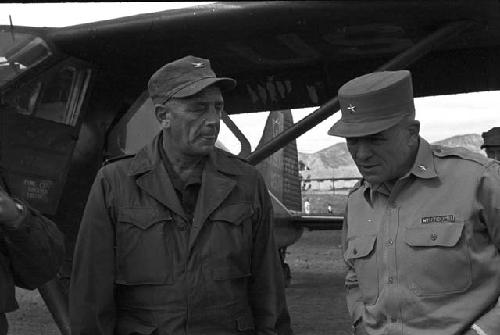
[347,104,356,113]
[192,62,205,68]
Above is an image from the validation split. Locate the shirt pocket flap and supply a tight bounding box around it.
[210,203,254,226]
[405,222,464,247]
[345,235,377,260]
[118,208,171,230]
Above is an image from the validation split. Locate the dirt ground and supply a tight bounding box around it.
[6,230,351,335]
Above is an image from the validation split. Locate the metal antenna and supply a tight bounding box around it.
[9,14,15,42]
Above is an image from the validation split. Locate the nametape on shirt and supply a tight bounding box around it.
[421,215,456,224]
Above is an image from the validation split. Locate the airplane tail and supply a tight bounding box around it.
[255,110,302,212]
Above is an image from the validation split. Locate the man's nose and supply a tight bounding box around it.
[354,141,372,160]
[204,105,221,124]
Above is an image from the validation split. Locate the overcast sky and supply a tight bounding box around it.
[1,2,497,154]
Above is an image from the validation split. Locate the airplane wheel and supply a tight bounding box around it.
[283,262,291,288]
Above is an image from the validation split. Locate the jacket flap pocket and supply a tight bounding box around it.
[210,203,253,226]
[345,235,377,260]
[118,207,171,230]
[405,222,464,247]
[212,265,251,280]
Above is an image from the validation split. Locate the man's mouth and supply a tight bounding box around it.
[358,163,378,171]
[198,132,217,141]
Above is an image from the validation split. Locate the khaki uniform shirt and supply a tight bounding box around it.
[342,138,500,335]
[70,133,288,335]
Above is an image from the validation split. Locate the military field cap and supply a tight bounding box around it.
[148,55,237,105]
[481,127,500,148]
[328,70,415,138]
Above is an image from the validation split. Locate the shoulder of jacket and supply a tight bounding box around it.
[431,145,490,167]
[218,148,249,163]
[348,178,364,196]
[102,154,135,167]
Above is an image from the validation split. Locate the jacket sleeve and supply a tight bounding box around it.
[249,172,290,335]
[70,169,116,335]
[471,163,500,334]
[342,205,364,327]
[1,202,65,289]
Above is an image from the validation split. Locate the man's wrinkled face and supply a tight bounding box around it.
[159,86,223,156]
[346,121,419,184]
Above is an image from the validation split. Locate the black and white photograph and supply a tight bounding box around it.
[1,2,499,335]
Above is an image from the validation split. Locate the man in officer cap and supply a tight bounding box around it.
[70,55,291,335]
[329,70,500,335]
[481,127,500,160]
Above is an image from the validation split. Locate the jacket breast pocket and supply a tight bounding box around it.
[208,203,254,266]
[344,235,378,305]
[404,221,472,296]
[115,207,173,285]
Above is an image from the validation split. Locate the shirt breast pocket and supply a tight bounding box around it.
[115,207,173,285]
[404,221,472,296]
[345,235,379,305]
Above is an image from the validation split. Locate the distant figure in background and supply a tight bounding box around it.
[329,70,500,335]
[304,198,310,214]
[327,204,332,214]
[481,127,500,160]
[0,174,64,335]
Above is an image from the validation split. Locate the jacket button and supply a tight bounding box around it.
[352,248,358,255]
[430,233,438,241]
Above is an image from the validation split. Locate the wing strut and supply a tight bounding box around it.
[246,20,476,166]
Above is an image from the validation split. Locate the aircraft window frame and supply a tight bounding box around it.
[0,31,52,88]
[2,61,92,127]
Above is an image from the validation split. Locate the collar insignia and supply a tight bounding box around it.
[192,62,205,68]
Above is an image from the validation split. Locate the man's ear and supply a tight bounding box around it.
[407,120,420,145]
[155,104,170,128]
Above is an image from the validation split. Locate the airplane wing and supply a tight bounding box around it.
[4,1,499,116]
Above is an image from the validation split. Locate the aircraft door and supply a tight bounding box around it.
[0,59,91,215]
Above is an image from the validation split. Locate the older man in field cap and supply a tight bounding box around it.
[481,127,500,160]
[71,55,291,335]
[330,70,500,335]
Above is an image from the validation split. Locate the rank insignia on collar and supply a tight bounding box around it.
[421,215,455,224]
[192,62,205,68]
[347,104,356,113]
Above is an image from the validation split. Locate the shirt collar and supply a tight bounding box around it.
[363,137,438,203]
[408,137,438,180]
[158,139,204,191]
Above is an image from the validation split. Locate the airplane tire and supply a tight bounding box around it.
[283,262,291,288]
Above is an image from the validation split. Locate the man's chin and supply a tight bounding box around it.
[190,145,215,156]
[359,171,383,184]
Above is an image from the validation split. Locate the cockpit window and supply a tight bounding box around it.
[0,30,51,87]
[1,61,92,127]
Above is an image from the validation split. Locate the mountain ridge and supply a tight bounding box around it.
[299,134,484,179]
